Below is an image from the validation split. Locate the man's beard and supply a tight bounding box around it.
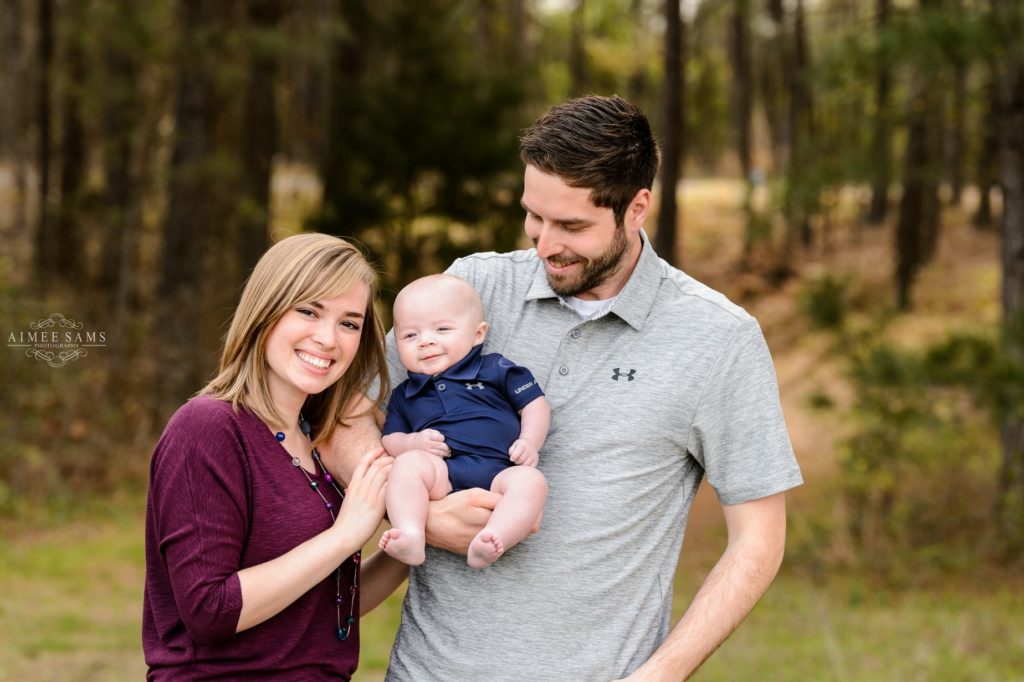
[545,225,629,298]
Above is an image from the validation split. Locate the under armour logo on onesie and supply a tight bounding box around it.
[612,368,636,382]
[465,381,485,390]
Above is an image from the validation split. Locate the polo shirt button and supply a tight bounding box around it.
[559,366,569,376]
[570,330,581,339]
[438,383,446,390]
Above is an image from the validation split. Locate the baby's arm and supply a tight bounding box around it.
[508,396,550,467]
[382,429,450,458]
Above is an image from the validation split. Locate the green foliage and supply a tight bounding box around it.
[315,0,528,290]
[835,325,1023,573]
[798,274,851,330]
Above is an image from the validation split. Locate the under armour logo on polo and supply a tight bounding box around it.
[612,368,636,381]
[465,381,485,390]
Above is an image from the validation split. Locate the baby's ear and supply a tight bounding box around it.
[475,321,489,344]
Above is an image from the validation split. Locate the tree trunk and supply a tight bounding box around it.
[627,0,649,104]
[239,0,282,278]
[1,0,28,239]
[867,0,892,225]
[947,59,967,205]
[569,0,586,97]
[729,0,758,255]
[0,0,20,160]
[99,0,143,386]
[729,0,752,181]
[35,0,55,279]
[57,0,87,283]
[656,0,684,267]
[761,0,791,171]
[995,0,1024,547]
[788,0,813,249]
[476,0,495,68]
[509,0,527,70]
[974,74,1000,229]
[895,77,941,310]
[320,0,368,239]
[159,0,219,402]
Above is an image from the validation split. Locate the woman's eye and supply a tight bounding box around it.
[297,308,316,317]
[341,321,361,331]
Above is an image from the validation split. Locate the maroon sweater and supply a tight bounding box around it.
[142,396,360,680]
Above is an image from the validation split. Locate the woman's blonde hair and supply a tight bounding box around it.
[200,233,388,444]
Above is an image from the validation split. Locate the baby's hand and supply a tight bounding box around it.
[508,439,539,467]
[411,429,450,458]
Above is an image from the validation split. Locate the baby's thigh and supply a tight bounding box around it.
[490,465,547,497]
[394,449,452,498]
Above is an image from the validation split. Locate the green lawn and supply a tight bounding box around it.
[2,507,1021,681]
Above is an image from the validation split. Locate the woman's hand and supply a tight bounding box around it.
[334,447,392,546]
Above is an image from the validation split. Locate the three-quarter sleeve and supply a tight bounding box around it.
[149,409,249,644]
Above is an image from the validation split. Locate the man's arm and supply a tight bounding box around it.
[320,395,386,487]
[620,492,787,682]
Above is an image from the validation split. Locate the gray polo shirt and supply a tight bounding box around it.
[385,235,803,681]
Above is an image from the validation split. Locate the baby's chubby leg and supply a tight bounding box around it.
[380,451,452,566]
[467,466,548,569]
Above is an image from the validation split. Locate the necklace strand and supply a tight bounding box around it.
[276,417,360,641]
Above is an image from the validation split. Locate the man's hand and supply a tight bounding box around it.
[508,438,540,467]
[424,488,543,554]
[424,489,498,554]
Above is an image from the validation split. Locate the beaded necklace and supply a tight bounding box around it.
[275,417,360,642]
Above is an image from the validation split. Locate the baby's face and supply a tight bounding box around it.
[393,292,487,376]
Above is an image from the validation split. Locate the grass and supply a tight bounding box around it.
[0,502,148,681]
[2,498,1021,682]
[691,572,1024,681]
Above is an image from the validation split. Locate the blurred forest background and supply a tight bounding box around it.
[1,0,1023,679]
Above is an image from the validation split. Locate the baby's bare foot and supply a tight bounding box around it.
[380,527,426,566]
[467,529,504,569]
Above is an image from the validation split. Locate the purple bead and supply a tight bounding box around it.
[350,585,357,594]
[275,432,285,442]
[335,595,344,605]
[323,473,333,482]
[325,501,333,509]
[352,553,360,564]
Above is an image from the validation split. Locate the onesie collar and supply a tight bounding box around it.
[404,343,485,397]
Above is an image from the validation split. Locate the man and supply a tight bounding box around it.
[330,95,802,681]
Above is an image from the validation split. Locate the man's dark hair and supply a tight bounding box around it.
[519,95,661,227]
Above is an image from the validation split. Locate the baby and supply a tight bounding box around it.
[380,274,549,569]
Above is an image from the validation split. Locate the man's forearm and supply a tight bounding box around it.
[320,402,383,487]
[627,493,787,681]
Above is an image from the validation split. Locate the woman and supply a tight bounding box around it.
[142,233,407,680]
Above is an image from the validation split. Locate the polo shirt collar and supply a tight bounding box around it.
[523,229,662,331]
[404,343,485,397]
